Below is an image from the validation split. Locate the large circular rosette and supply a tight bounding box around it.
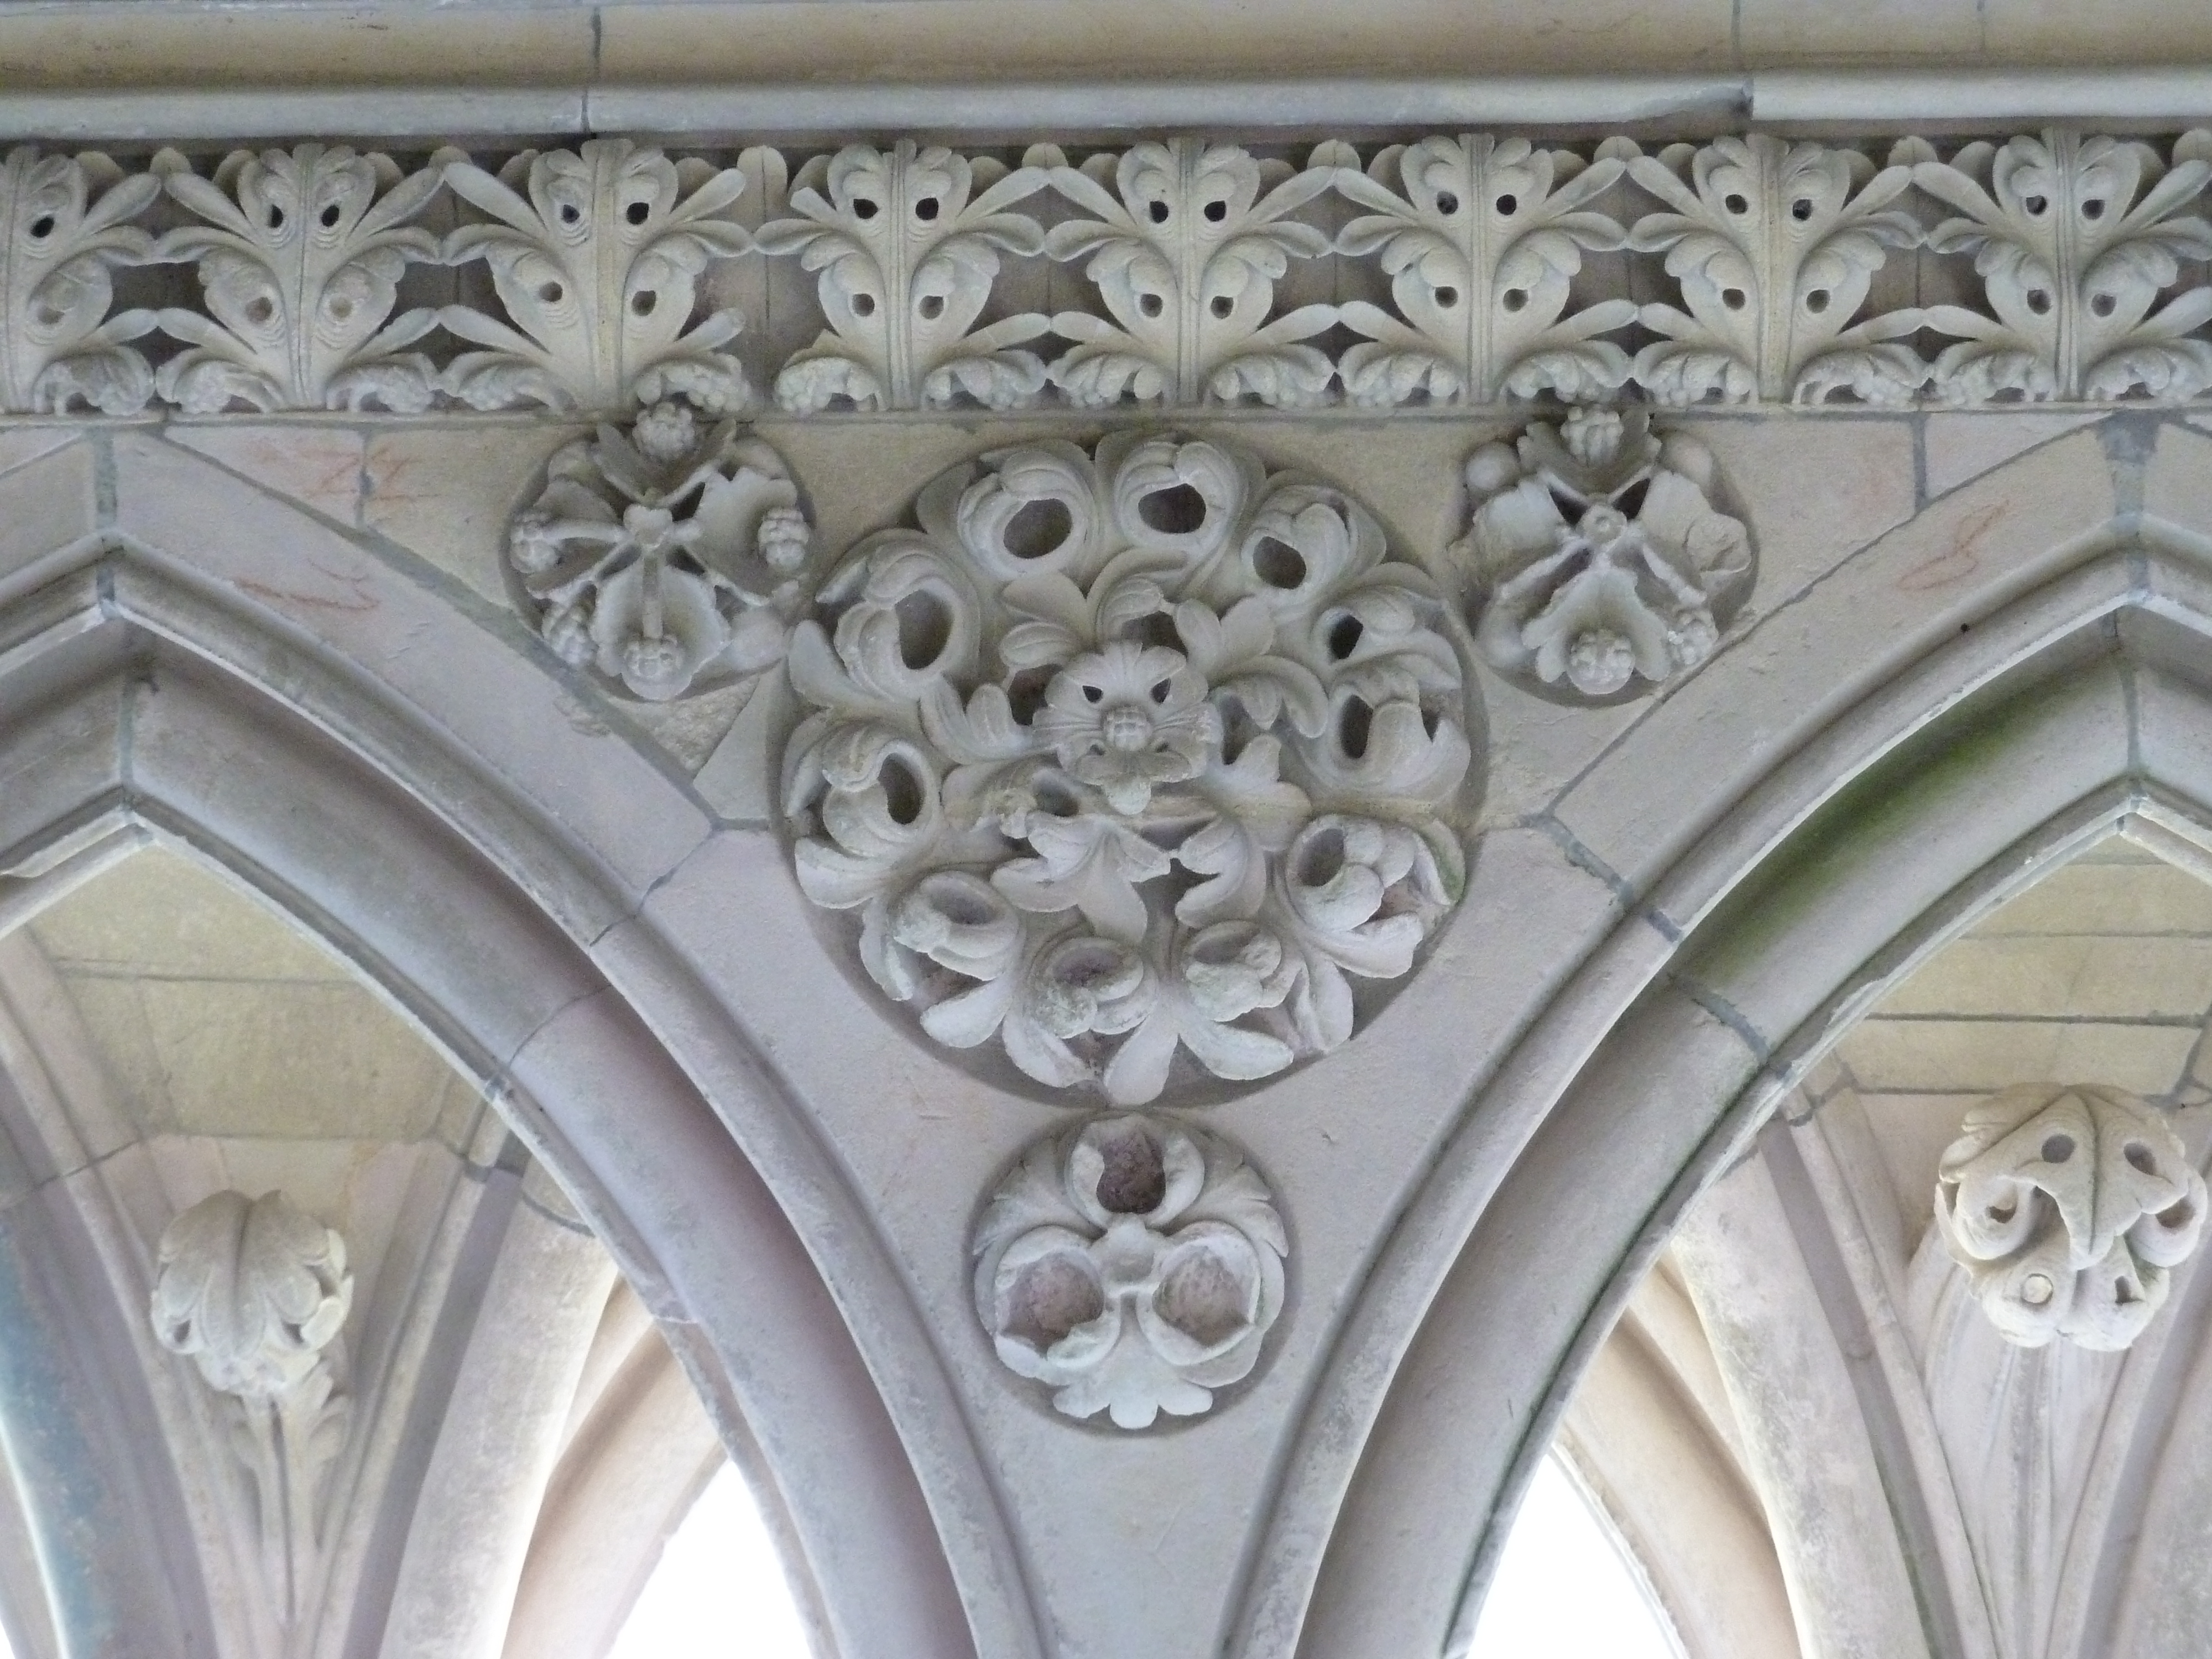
[782,431,1475,1104]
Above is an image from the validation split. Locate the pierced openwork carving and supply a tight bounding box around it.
[0,147,160,414]
[1936,1083,2208,1350]
[508,398,812,702]
[153,1190,354,1625]
[974,1113,1287,1429]
[152,144,450,413]
[1455,408,1754,700]
[441,139,753,413]
[783,432,1472,1105]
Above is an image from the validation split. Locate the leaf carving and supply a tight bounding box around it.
[150,144,448,413]
[0,147,160,414]
[1629,134,1927,405]
[758,141,1050,411]
[1044,140,1339,409]
[442,138,753,413]
[1334,134,1634,405]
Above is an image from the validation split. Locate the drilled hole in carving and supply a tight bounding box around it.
[2027,289,2052,315]
[2092,292,2117,317]
[244,296,275,326]
[1203,199,1227,223]
[1003,1256,1103,1352]
[328,296,353,322]
[624,200,650,226]
[1251,536,1307,588]
[1791,196,1814,222]
[2025,194,2049,216]
[1149,200,1171,225]
[538,281,565,305]
[1987,1197,2017,1223]
[1299,823,1347,887]
[33,305,62,327]
[1211,294,1234,319]
[1096,1128,1167,1213]
[1006,666,1055,724]
[1435,190,1460,216]
[1083,684,1104,703]
[852,292,877,317]
[1147,677,1173,706]
[1806,288,1830,314]
[894,593,952,674]
[915,196,940,221]
[266,204,285,230]
[2084,197,2107,221]
[1157,1251,1250,1346]
[1339,696,1374,760]
[1139,291,1165,318]
[2043,1133,2076,1164]
[27,214,51,238]
[853,198,878,220]
[1500,287,1526,312]
[1328,614,1365,660]
[879,755,924,825]
[630,290,657,316]
[1722,288,1747,311]
[2128,1141,2158,1174]
[919,293,947,321]
[1724,192,1749,215]
[559,203,581,225]
[2116,1277,2141,1306]
[1486,194,1514,218]
[1002,497,1072,559]
[319,202,342,229]
[1138,483,1208,536]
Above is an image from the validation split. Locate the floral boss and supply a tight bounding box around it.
[782,431,1474,1104]
[1455,406,1754,700]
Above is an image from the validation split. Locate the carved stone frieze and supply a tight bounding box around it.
[0,129,2200,419]
[1455,408,1754,700]
[1936,1083,2208,1350]
[781,431,1473,1104]
[974,1113,1287,1429]
[152,1190,354,1625]
[508,398,813,703]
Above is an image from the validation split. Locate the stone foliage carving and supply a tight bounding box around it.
[441,138,753,413]
[152,1190,354,1623]
[0,129,2206,417]
[1936,1083,2207,1350]
[974,1113,1286,1428]
[1456,408,1754,699]
[0,147,160,414]
[508,398,812,702]
[782,432,1472,1104]
[152,144,449,413]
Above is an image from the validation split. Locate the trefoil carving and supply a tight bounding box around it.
[152,1190,354,1627]
[974,1113,1287,1429]
[782,431,1472,1105]
[1936,1083,2207,1350]
[508,397,813,703]
[1455,408,1754,700]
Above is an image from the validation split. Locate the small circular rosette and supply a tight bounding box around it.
[782,431,1476,1104]
[507,397,815,703]
[1456,408,1753,701]
[1937,1082,2208,1350]
[973,1114,1287,1430]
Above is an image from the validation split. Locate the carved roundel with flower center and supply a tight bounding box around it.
[782,431,1477,1105]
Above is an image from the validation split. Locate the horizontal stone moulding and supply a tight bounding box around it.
[2,127,2211,420]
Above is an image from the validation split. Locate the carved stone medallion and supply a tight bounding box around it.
[974,1113,1287,1429]
[781,431,1475,1105]
[1936,1083,2208,1350]
[508,398,814,703]
[1455,408,1753,701]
